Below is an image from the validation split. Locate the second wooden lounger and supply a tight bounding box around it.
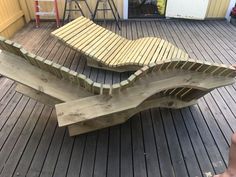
[51,16,189,72]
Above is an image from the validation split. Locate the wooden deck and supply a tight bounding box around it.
[0,19,236,177]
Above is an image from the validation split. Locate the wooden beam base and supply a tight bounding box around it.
[15,84,62,106]
[67,96,197,136]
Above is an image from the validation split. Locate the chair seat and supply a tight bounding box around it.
[51,16,189,72]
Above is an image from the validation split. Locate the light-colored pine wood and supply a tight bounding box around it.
[107,40,133,66]
[157,40,169,61]
[93,35,122,60]
[89,33,119,59]
[15,84,61,106]
[74,27,107,50]
[135,38,156,65]
[52,17,82,35]
[162,43,173,61]
[71,24,106,48]
[149,39,165,63]
[166,45,175,60]
[83,30,112,53]
[86,31,115,57]
[143,38,161,65]
[111,40,138,66]
[52,17,192,71]
[99,38,127,63]
[122,38,147,65]
[68,24,98,47]
[58,20,93,41]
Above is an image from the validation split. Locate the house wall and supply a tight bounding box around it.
[206,0,230,18]
[24,0,124,20]
[0,0,233,39]
[0,0,30,38]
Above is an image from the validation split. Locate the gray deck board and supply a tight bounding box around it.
[0,19,236,177]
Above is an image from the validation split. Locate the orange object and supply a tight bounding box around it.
[34,0,60,28]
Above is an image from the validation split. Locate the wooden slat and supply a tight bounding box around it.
[149,39,165,63]
[156,40,169,61]
[166,45,176,60]
[51,17,84,36]
[136,38,157,65]
[89,33,120,59]
[111,40,138,66]
[74,27,107,50]
[161,43,173,61]
[85,31,116,57]
[51,17,202,71]
[93,35,123,61]
[143,38,162,65]
[107,40,133,66]
[124,38,148,65]
[128,38,151,65]
[98,38,127,63]
[68,24,98,47]
[60,20,94,42]
[71,24,106,49]
[82,30,112,53]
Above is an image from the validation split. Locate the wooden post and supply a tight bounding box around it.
[19,0,31,23]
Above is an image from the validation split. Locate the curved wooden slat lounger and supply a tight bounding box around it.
[0,36,235,135]
[51,16,189,72]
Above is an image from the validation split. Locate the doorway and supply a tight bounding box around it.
[128,0,166,18]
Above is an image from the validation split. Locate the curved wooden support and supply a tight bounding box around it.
[55,68,235,130]
[0,36,235,136]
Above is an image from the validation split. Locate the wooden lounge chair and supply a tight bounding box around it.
[0,36,235,136]
[51,16,189,72]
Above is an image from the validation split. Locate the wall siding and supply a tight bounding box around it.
[25,0,124,20]
[0,0,27,38]
[206,0,230,18]
[0,0,231,38]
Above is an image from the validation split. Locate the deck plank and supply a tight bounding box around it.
[0,103,45,176]
[151,108,175,177]
[12,106,52,177]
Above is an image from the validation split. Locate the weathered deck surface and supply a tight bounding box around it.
[0,19,236,177]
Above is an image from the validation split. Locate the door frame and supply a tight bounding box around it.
[123,0,128,19]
